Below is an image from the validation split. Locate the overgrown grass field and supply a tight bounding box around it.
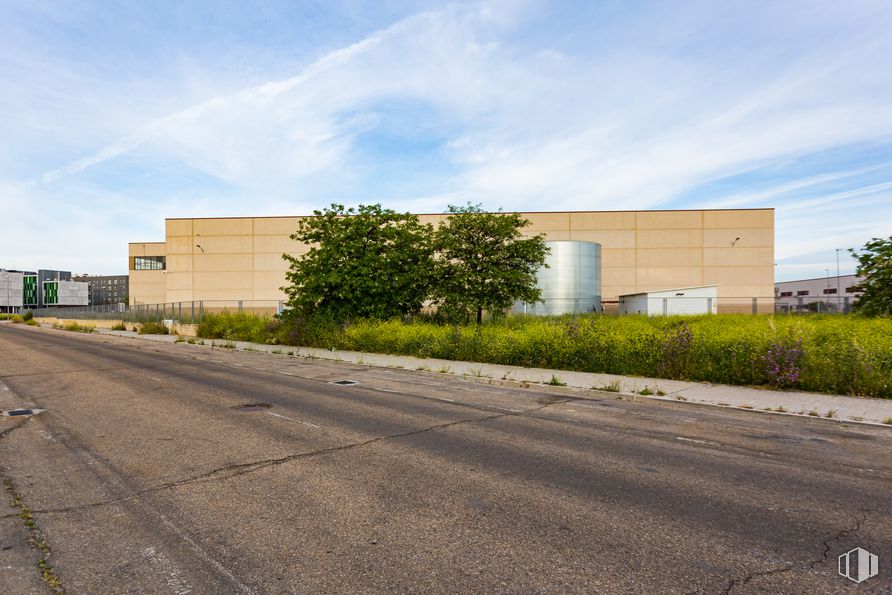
[196,312,892,397]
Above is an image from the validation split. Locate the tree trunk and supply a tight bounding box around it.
[477,307,483,325]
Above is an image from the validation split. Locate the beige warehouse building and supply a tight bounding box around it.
[129,208,774,313]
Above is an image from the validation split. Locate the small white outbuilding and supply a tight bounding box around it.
[618,285,718,316]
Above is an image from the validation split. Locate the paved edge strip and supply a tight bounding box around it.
[10,320,892,428]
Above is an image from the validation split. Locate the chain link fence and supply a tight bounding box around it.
[29,300,285,323]
[24,295,862,322]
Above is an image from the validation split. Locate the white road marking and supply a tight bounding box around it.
[149,515,253,594]
[435,397,455,402]
[676,437,720,446]
[142,546,194,594]
[266,411,320,428]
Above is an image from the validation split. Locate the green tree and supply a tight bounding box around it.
[433,203,548,324]
[282,203,435,320]
[850,236,892,316]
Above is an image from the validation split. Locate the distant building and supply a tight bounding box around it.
[774,274,862,313]
[0,268,88,310]
[73,275,129,306]
[0,270,25,313]
[129,208,776,313]
[618,285,719,315]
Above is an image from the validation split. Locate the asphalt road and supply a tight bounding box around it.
[0,323,890,594]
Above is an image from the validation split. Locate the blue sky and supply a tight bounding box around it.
[1,0,890,280]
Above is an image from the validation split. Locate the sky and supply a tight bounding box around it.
[1,0,890,280]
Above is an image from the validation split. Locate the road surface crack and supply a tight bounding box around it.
[721,507,870,593]
[721,562,795,594]
[809,507,870,569]
[17,397,576,517]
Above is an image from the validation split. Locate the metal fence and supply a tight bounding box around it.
[773,295,855,314]
[24,295,860,322]
[30,300,285,323]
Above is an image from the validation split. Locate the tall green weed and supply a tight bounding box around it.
[193,312,892,397]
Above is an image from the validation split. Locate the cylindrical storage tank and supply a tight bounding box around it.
[514,241,601,315]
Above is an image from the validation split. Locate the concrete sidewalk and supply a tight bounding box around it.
[46,323,892,426]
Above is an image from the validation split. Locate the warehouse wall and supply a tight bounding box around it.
[128,242,167,305]
[130,209,774,310]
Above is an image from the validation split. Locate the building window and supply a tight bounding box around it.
[796,290,809,296]
[823,288,837,295]
[845,286,859,293]
[779,291,793,297]
[133,256,166,270]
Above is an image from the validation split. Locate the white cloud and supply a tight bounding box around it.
[2,0,891,274]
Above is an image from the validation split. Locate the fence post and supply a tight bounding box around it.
[662,298,668,316]
[844,296,850,314]
[191,301,195,323]
[707,297,713,313]
[238,300,243,313]
[752,297,757,314]
[178,302,182,321]
[200,300,204,321]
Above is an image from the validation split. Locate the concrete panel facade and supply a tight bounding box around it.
[0,271,24,310]
[129,209,774,310]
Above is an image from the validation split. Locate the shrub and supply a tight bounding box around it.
[62,321,95,333]
[138,321,169,335]
[110,322,127,331]
[197,312,273,343]
[22,310,33,321]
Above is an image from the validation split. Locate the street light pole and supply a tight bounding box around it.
[835,248,841,312]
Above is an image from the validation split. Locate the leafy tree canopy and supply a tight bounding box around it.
[433,203,549,323]
[282,203,434,321]
[850,236,892,316]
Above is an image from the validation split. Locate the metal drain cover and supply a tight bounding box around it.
[329,380,359,386]
[231,403,272,412]
[3,408,42,417]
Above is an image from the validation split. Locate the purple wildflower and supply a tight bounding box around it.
[761,338,804,387]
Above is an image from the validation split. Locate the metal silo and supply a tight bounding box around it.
[514,241,601,315]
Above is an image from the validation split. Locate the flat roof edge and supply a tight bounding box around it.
[164,207,775,221]
[776,274,861,284]
[619,284,720,297]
